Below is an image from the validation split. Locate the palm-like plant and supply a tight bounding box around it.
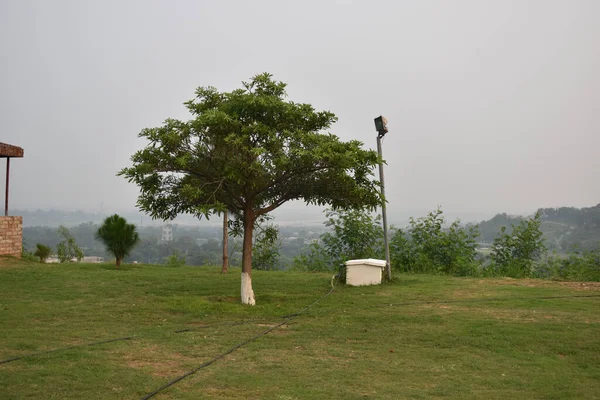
[34,244,52,263]
[95,214,140,268]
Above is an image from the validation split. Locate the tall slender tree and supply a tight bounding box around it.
[221,212,229,274]
[120,73,382,304]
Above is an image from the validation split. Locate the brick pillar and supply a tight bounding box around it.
[0,216,23,257]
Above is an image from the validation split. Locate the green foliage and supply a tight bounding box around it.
[535,251,600,282]
[293,209,383,272]
[322,209,384,263]
[164,251,186,268]
[56,226,84,263]
[292,241,332,272]
[253,224,281,271]
[390,208,480,276]
[119,73,382,279]
[33,244,52,263]
[20,250,39,263]
[95,214,140,267]
[490,211,546,277]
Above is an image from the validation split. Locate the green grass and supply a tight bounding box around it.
[0,258,599,399]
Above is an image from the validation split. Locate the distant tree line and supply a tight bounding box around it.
[22,205,600,282]
[22,219,316,269]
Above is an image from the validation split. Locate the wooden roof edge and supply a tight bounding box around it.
[0,142,24,158]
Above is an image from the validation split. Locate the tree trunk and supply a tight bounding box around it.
[116,257,121,269]
[240,206,255,305]
[221,212,229,274]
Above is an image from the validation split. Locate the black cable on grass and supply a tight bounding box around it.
[0,336,134,365]
[140,277,341,400]
[0,318,280,366]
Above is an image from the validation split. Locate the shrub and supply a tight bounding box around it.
[535,251,600,282]
[253,224,282,271]
[34,244,52,263]
[164,252,186,267]
[56,226,84,263]
[292,242,332,272]
[21,250,39,263]
[293,209,383,272]
[390,208,480,276]
[490,212,546,277]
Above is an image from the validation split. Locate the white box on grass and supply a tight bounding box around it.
[345,258,386,286]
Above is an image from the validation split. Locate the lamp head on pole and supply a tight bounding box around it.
[374,116,388,137]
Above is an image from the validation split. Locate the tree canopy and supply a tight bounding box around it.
[120,73,382,304]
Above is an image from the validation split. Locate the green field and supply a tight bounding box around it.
[0,259,599,399]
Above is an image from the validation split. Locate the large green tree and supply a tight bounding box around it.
[95,214,140,268]
[120,73,382,305]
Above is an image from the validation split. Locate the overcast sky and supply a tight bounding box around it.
[1,0,598,223]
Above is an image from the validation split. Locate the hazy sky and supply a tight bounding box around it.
[1,0,598,223]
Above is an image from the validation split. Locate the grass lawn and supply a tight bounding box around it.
[0,258,599,399]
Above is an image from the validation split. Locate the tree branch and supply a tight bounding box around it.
[256,196,291,216]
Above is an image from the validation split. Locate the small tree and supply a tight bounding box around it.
[120,73,381,305]
[34,244,52,263]
[293,209,383,271]
[164,251,186,267]
[293,241,332,272]
[490,211,546,277]
[390,208,480,276]
[253,223,281,271]
[56,226,84,263]
[95,214,140,268]
[321,209,384,264]
[221,212,229,274]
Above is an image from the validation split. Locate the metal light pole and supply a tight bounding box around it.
[374,116,391,281]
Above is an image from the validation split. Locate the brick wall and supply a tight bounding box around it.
[0,216,23,257]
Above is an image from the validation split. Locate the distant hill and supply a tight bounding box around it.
[475,204,600,252]
[14,209,206,228]
[539,204,600,252]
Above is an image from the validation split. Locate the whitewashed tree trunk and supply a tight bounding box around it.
[241,272,256,305]
[240,206,256,305]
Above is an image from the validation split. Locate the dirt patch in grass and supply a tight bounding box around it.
[0,257,30,269]
[126,358,187,377]
[476,308,559,323]
[120,345,200,377]
[427,304,600,324]
[556,281,600,291]
[480,278,600,291]
[255,323,291,335]
[207,296,238,303]
[450,289,491,299]
[479,278,554,288]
